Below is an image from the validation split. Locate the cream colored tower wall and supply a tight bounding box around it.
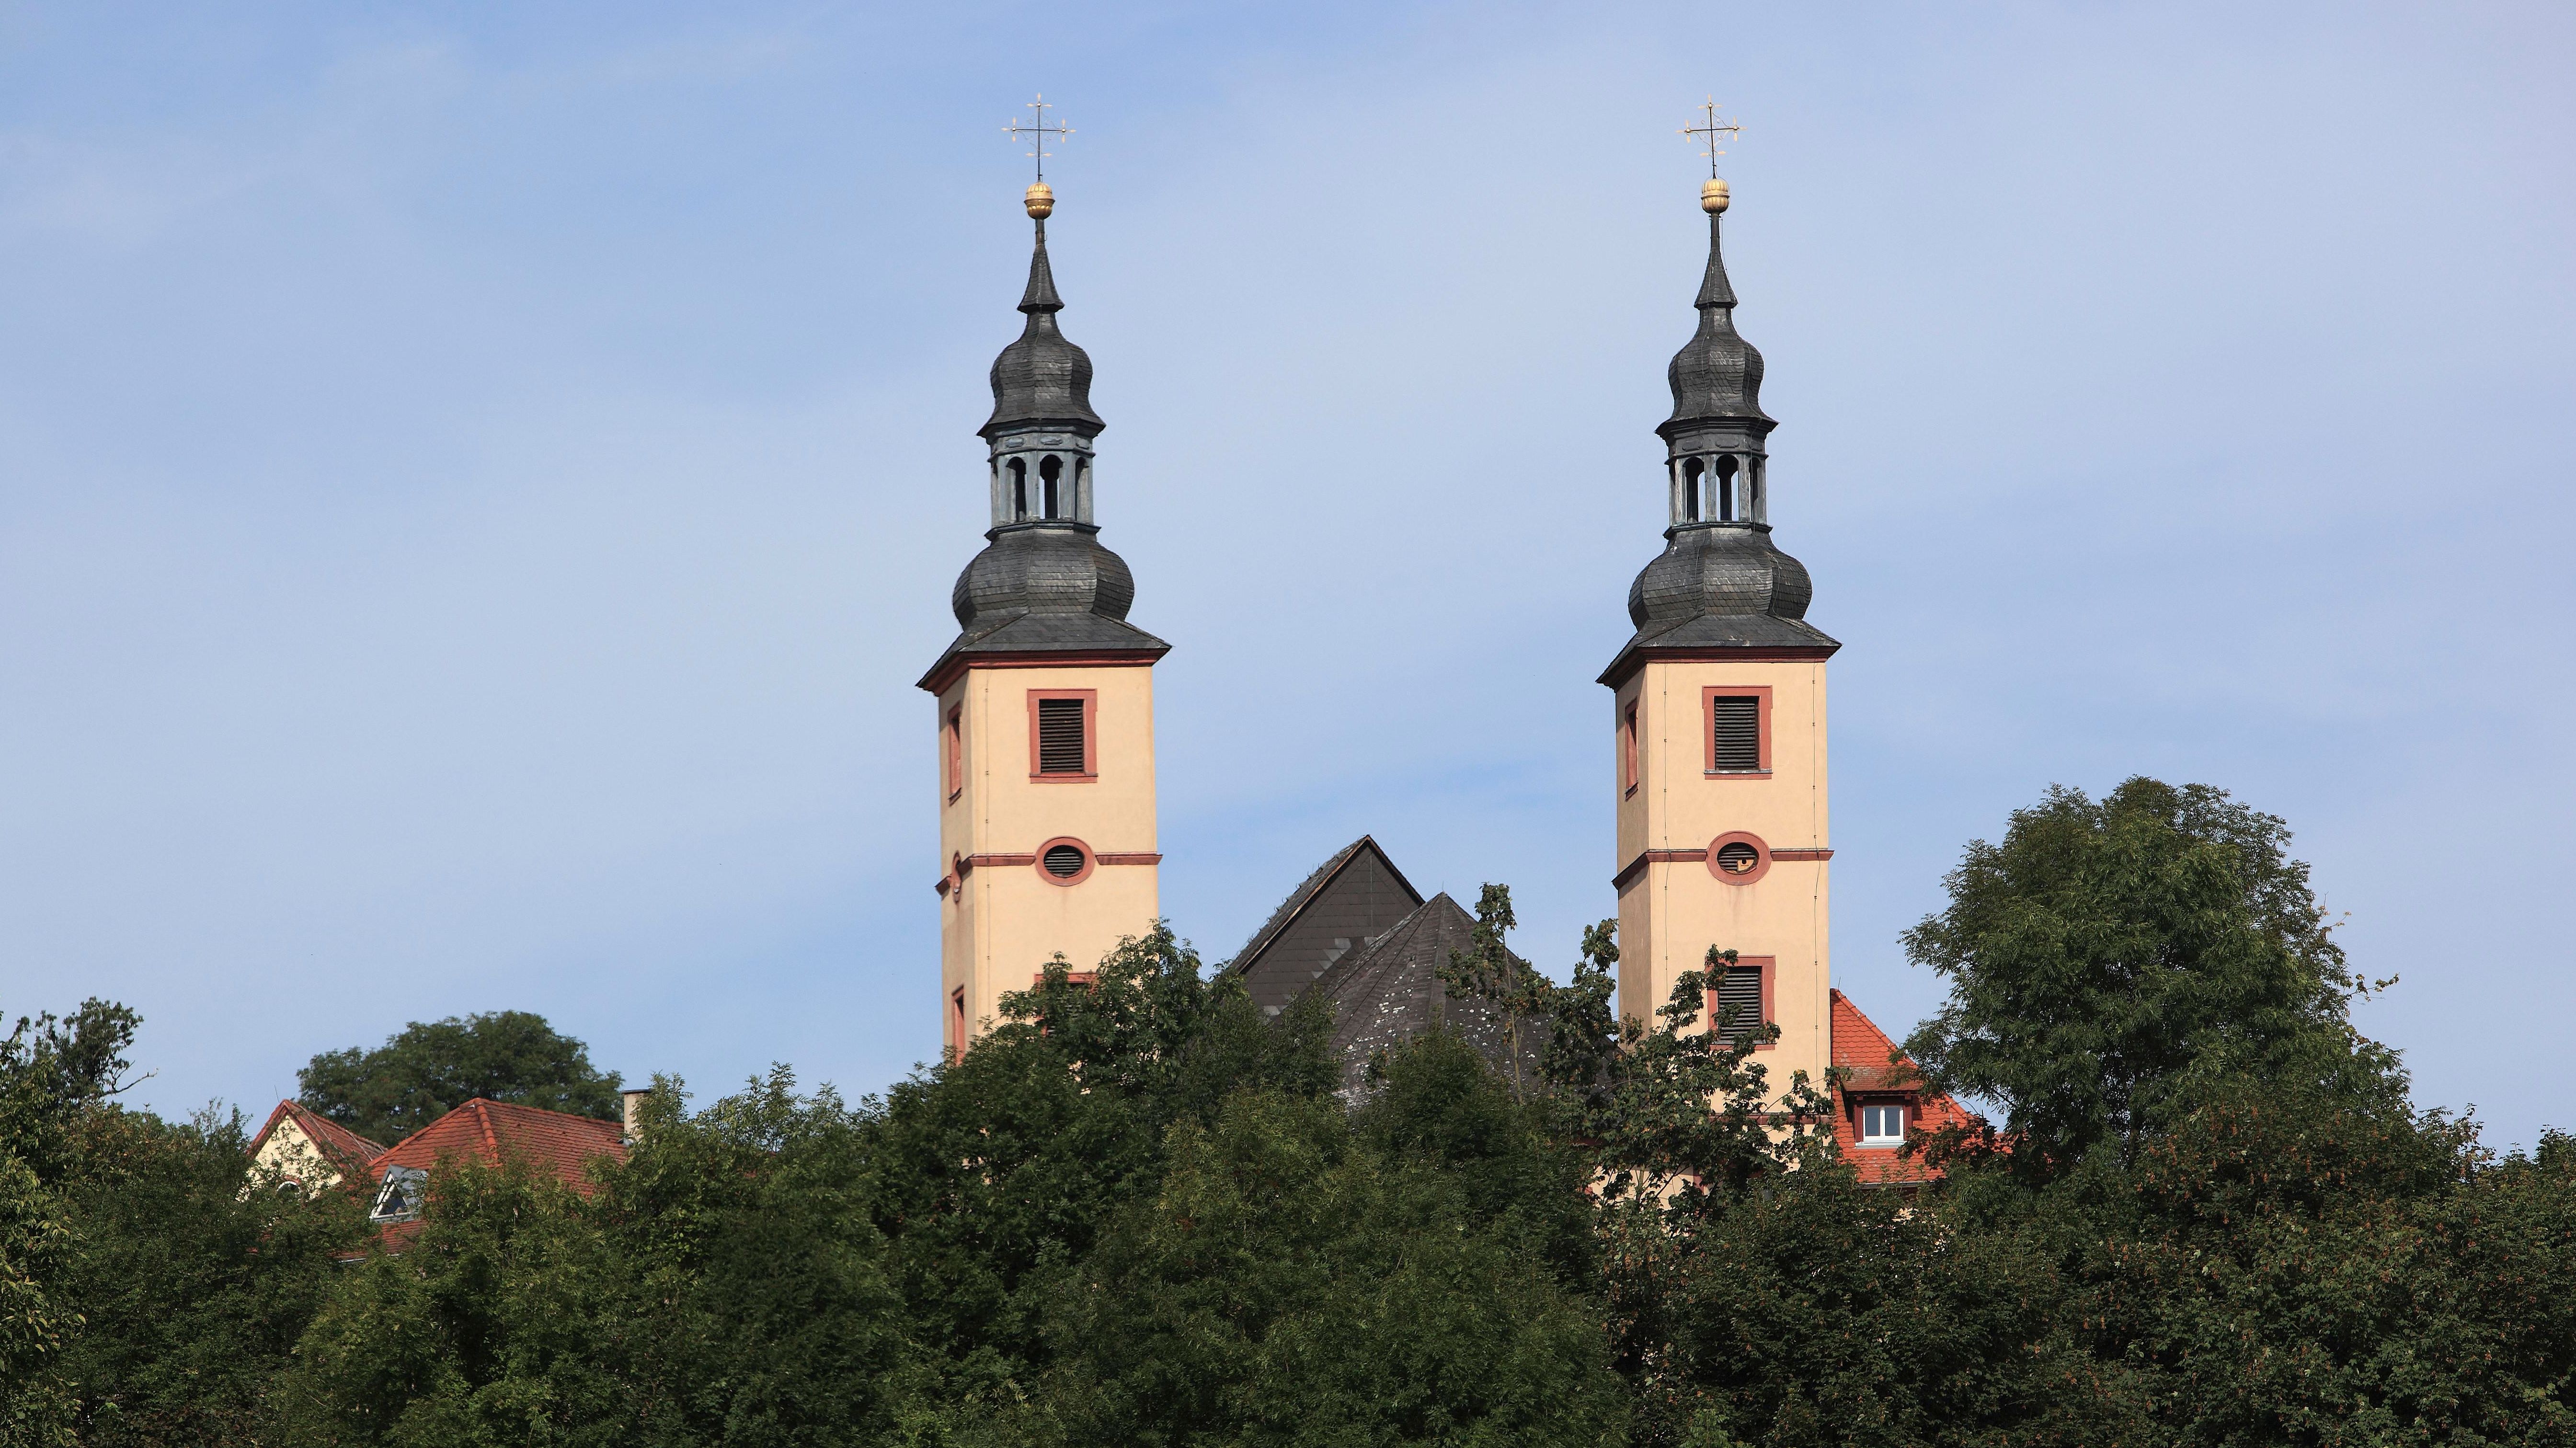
[1613,656,1831,1102]
[938,660,1160,1046]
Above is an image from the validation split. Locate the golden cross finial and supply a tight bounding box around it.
[1680,97,1743,179]
[1005,94,1072,183]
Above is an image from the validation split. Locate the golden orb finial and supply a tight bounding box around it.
[1025,181,1055,219]
[1701,177,1730,214]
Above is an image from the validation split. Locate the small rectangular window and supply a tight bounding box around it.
[1861,1103,1906,1145]
[1710,694,1761,772]
[1037,699,1085,773]
[1712,965,1764,1045]
[1621,702,1639,794]
[1029,691,1095,779]
[944,705,963,801]
[949,988,967,1059]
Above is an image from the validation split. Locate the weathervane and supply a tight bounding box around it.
[1680,98,1743,178]
[1005,94,1072,183]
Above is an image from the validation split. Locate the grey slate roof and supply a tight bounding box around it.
[1222,837,1424,1020]
[1661,210,1772,439]
[1599,522,1839,682]
[917,523,1170,689]
[920,216,1166,690]
[1307,892,1546,1103]
[982,218,1104,440]
[1605,202,1837,683]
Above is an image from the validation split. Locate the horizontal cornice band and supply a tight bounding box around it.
[1612,844,1832,890]
[1596,644,1838,690]
[918,648,1167,696]
[938,849,1162,896]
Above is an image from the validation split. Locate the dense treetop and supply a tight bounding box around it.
[297,1009,625,1145]
[4,778,2571,1447]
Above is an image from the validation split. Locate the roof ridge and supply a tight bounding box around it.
[246,1100,296,1158]
[1225,835,1417,976]
[287,1100,387,1159]
[1830,989,1911,1065]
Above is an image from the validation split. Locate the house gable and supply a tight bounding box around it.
[245,1101,384,1195]
[1828,988,1984,1186]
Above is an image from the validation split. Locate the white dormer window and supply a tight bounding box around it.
[370,1165,428,1222]
[1860,1103,1906,1146]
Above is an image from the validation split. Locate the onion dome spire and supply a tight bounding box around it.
[1660,180,1771,437]
[918,167,1168,694]
[981,190,1103,439]
[1599,160,1837,685]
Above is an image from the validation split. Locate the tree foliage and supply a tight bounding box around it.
[298,1010,624,1145]
[54,1106,366,1446]
[1,1000,144,1448]
[992,1085,1626,1448]
[15,778,2576,1447]
[1901,777,2404,1181]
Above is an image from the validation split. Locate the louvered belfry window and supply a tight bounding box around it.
[1713,965,1764,1045]
[1036,697,1088,775]
[1710,694,1761,772]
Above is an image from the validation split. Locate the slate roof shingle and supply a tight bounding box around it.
[1306,892,1544,1103]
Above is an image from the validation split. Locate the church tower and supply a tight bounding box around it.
[1602,171,1840,1100]
[920,178,1170,1056]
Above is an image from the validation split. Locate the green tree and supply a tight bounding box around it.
[1,1000,143,1179]
[53,1104,367,1447]
[1433,887,1835,1204]
[1901,778,2403,1182]
[0,1150,75,1448]
[1350,1027,1596,1285]
[863,924,1337,1391]
[1,1000,144,1448]
[298,1010,623,1145]
[282,924,1342,1444]
[992,1087,1629,1448]
[1601,1166,2141,1448]
[281,1072,934,1447]
[2008,1087,2576,1447]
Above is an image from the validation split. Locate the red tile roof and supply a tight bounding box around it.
[369,1098,627,1195]
[1827,989,1985,1187]
[246,1100,386,1182]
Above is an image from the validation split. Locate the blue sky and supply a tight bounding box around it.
[3,2,2569,1148]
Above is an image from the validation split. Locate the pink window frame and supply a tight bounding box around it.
[1702,685,1773,777]
[1703,954,1777,1051]
[1621,700,1640,797]
[1032,836,1097,886]
[944,704,963,802]
[1026,689,1099,781]
[1705,831,1772,886]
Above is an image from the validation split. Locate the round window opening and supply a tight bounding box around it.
[1043,844,1087,878]
[1713,841,1761,875]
